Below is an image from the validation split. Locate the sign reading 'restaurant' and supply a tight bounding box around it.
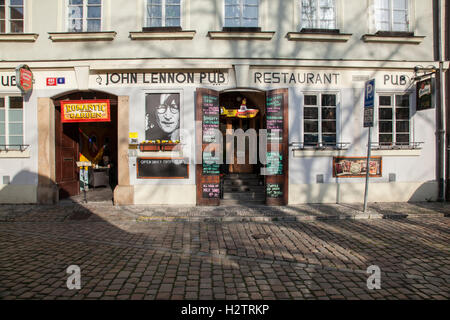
[61,100,111,123]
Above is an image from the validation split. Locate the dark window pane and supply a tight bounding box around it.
[322,107,336,120]
[379,121,392,133]
[0,19,4,33]
[0,6,4,19]
[88,0,101,4]
[304,134,318,145]
[0,97,4,108]
[322,120,336,133]
[70,0,83,4]
[396,134,409,144]
[304,107,318,119]
[0,1,4,6]
[10,20,22,32]
[87,6,101,18]
[396,94,409,107]
[379,96,391,106]
[10,6,22,19]
[396,121,409,133]
[322,94,336,106]
[304,95,317,106]
[304,120,318,132]
[379,108,393,119]
[9,97,23,108]
[10,0,23,5]
[87,19,101,31]
[396,107,409,120]
[379,134,393,144]
[322,134,336,144]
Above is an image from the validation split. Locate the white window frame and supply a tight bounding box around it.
[0,95,24,149]
[66,0,103,32]
[224,0,259,28]
[375,92,412,147]
[302,91,340,148]
[0,0,25,33]
[145,0,182,28]
[299,0,337,30]
[372,0,412,33]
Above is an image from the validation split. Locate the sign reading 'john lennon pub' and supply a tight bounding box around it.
[61,100,111,123]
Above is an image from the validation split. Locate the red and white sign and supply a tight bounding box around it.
[15,65,33,93]
[46,78,57,86]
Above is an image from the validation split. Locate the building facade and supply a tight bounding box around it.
[0,0,447,205]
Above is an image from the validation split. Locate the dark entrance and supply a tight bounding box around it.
[53,91,118,201]
[196,88,289,206]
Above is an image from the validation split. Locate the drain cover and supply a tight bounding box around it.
[252,233,270,240]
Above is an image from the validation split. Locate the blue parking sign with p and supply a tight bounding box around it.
[364,79,375,108]
[364,79,375,127]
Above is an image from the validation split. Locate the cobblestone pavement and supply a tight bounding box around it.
[0,203,449,300]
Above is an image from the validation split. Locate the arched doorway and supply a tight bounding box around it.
[52,91,118,201]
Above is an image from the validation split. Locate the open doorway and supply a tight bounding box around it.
[219,90,266,205]
[53,91,118,203]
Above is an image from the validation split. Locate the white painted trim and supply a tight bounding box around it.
[286,32,351,42]
[0,33,38,42]
[362,34,425,44]
[48,31,116,42]
[208,31,275,40]
[0,149,30,158]
[370,149,421,156]
[292,149,348,157]
[130,31,195,40]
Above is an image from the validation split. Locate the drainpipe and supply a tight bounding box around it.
[436,0,446,201]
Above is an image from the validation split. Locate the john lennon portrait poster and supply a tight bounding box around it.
[145,93,181,142]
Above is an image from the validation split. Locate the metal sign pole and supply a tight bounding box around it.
[363,79,375,213]
[363,127,372,212]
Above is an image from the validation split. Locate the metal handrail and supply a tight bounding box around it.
[0,144,30,152]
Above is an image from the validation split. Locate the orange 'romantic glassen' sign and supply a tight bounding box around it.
[61,100,111,123]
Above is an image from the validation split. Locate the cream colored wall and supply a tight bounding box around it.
[0,185,37,203]
[0,0,435,62]
[134,185,196,205]
[289,181,438,204]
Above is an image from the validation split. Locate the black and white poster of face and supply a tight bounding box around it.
[145,93,180,141]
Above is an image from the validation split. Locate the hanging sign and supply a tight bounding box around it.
[61,99,111,123]
[416,78,433,111]
[15,64,33,94]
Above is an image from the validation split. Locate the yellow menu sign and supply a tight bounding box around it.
[61,99,111,123]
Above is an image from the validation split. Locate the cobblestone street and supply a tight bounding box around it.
[0,202,449,300]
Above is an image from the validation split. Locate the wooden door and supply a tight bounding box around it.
[265,89,289,206]
[55,105,79,198]
[196,88,221,206]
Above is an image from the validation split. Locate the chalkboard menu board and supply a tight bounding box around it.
[266,151,283,175]
[196,89,221,205]
[266,94,284,143]
[203,151,220,175]
[267,183,283,198]
[202,95,220,143]
[137,158,189,179]
[202,183,220,199]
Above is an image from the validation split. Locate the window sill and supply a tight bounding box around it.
[0,33,39,42]
[208,30,275,40]
[287,31,352,42]
[0,149,30,158]
[293,149,348,158]
[362,34,425,44]
[130,30,195,40]
[48,31,117,42]
[371,149,422,157]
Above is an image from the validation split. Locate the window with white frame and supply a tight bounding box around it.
[67,0,102,32]
[0,96,24,149]
[301,0,336,30]
[0,0,24,33]
[378,94,410,146]
[146,0,181,27]
[375,0,409,32]
[224,0,258,28]
[303,93,337,147]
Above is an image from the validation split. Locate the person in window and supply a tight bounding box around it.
[145,93,180,142]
